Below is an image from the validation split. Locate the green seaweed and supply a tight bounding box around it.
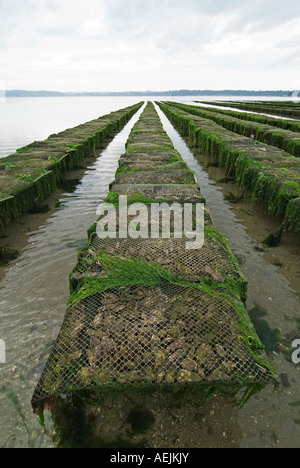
[16,146,35,154]
[104,191,158,207]
[285,198,300,232]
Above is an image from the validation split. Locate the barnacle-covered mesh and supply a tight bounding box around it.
[32,276,277,410]
[32,102,279,411]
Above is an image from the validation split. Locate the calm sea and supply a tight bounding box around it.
[0,95,293,158]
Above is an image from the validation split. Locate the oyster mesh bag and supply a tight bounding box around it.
[32,232,278,410]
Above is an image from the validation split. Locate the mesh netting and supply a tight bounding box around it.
[112,170,197,186]
[32,227,277,409]
[110,183,205,205]
[119,151,182,163]
[118,161,188,173]
[32,280,276,409]
[70,233,248,303]
[32,102,278,411]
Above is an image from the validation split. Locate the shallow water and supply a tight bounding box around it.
[0,99,299,448]
[0,104,147,447]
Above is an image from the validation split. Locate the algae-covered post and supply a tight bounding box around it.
[0,102,143,227]
[32,102,278,420]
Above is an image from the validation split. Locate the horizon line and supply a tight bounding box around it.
[4,88,295,97]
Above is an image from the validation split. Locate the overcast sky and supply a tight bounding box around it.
[0,0,300,92]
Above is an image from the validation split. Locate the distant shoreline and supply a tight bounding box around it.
[4,89,293,98]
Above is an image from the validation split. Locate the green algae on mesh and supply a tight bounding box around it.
[285,198,300,232]
[112,170,196,186]
[109,183,205,205]
[115,161,188,177]
[105,191,158,207]
[16,146,36,154]
[40,278,277,407]
[119,153,183,167]
[125,143,174,154]
[69,232,248,303]
[45,276,278,410]
[197,106,300,133]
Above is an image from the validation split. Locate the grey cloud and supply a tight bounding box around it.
[102,0,299,55]
[106,0,244,19]
[221,0,300,34]
[0,0,63,47]
[104,0,221,53]
[266,48,300,69]
[0,0,59,15]
[274,32,300,49]
[1,0,299,91]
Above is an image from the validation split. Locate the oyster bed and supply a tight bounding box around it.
[170,102,300,158]
[32,102,278,411]
[38,284,269,394]
[158,101,300,235]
